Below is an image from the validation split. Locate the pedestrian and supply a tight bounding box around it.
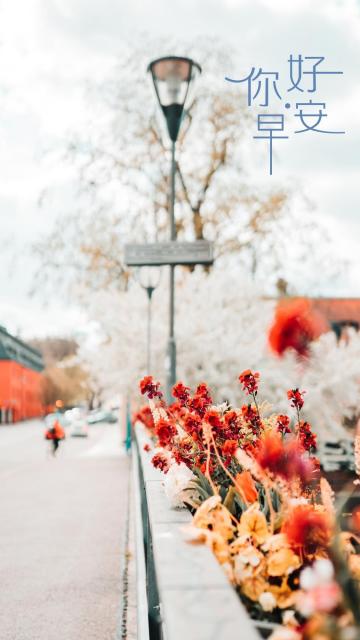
[45,410,65,457]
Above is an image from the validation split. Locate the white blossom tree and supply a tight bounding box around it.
[79,265,360,441]
[34,35,339,298]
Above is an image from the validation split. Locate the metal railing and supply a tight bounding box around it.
[318,439,355,472]
[133,440,162,639]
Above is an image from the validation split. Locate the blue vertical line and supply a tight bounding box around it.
[125,401,132,453]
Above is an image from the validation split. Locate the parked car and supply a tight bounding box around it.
[87,409,117,424]
[66,408,89,437]
[70,417,89,438]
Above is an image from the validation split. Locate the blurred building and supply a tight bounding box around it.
[0,326,44,424]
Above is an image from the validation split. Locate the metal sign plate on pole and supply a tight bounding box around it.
[125,241,214,267]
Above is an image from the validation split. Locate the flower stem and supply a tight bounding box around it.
[205,439,218,496]
[252,393,261,421]
[264,481,275,534]
[210,431,248,508]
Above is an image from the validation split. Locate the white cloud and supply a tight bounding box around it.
[1,299,88,339]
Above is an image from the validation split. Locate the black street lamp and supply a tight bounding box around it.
[135,267,161,375]
[148,56,201,400]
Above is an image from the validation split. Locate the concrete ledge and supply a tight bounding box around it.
[134,423,262,640]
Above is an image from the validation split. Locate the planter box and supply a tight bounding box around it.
[134,423,263,640]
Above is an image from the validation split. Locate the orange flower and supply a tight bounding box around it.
[241,576,268,602]
[351,505,360,534]
[222,439,238,457]
[238,504,269,545]
[255,432,316,485]
[235,470,258,503]
[267,547,301,576]
[256,431,284,476]
[268,298,326,357]
[193,496,234,541]
[283,505,331,553]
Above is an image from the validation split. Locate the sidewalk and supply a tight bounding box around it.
[0,422,132,640]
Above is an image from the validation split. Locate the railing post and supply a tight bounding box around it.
[125,401,132,453]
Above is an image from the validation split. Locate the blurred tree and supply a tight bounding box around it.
[40,361,100,409]
[29,336,79,366]
[32,337,102,409]
[33,37,309,297]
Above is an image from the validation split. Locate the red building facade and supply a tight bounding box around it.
[0,327,44,423]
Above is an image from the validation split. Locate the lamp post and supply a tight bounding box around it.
[147,56,201,401]
[135,267,161,374]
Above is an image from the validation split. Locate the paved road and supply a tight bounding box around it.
[0,419,130,640]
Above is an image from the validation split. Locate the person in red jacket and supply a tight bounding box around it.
[45,411,66,457]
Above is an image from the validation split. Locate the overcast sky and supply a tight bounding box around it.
[0,0,359,338]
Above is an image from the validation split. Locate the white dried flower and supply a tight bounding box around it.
[213,402,230,414]
[299,566,317,591]
[282,610,297,626]
[259,591,277,612]
[163,462,195,509]
[300,559,334,591]
[269,629,301,640]
[288,497,308,507]
[313,558,334,583]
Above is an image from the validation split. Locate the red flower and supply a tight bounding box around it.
[256,433,316,484]
[195,383,213,403]
[204,409,223,430]
[223,410,240,438]
[189,396,206,417]
[239,370,260,396]
[172,382,191,406]
[287,388,305,411]
[133,406,154,430]
[183,412,202,440]
[298,421,317,451]
[256,432,284,476]
[268,298,326,357]
[167,401,186,421]
[172,439,194,468]
[241,404,261,433]
[285,440,318,484]
[151,453,170,474]
[222,439,238,457]
[139,376,162,400]
[224,410,238,427]
[200,459,215,475]
[283,505,331,552]
[143,443,151,452]
[188,383,213,417]
[277,414,291,435]
[155,418,177,447]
